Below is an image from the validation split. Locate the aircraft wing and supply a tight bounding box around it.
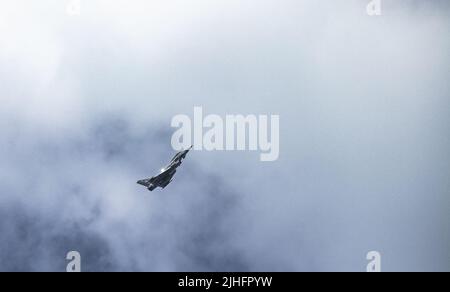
[159,171,176,188]
[137,178,152,187]
[154,170,176,188]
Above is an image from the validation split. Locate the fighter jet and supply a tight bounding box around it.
[137,146,193,191]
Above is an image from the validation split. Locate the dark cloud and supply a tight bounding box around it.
[0,117,250,272]
[0,203,114,272]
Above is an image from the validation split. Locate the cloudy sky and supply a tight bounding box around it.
[0,0,449,271]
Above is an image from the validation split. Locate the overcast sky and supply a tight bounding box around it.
[0,0,449,271]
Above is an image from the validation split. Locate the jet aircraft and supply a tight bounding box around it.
[137,146,192,191]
